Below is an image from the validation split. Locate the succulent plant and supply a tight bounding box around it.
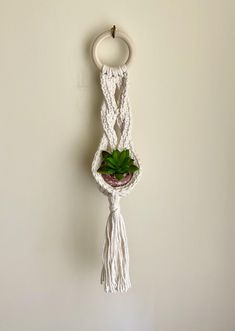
[97,149,139,180]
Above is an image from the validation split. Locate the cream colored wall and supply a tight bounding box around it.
[0,0,234,330]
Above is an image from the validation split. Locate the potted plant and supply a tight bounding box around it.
[97,149,139,187]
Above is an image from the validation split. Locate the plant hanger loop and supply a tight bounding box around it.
[91,28,141,293]
[91,25,134,70]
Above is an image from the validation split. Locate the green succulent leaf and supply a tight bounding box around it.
[122,158,130,167]
[129,158,135,164]
[112,150,120,161]
[97,166,115,174]
[102,151,111,159]
[104,163,117,170]
[106,156,118,167]
[121,167,130,173]
[115,173,124,180]
[128,165,139,173]
[119,149,128,163]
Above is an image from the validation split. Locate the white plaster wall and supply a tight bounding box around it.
[0,0,234,330]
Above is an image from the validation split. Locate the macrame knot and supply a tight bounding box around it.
[108,193,120,214]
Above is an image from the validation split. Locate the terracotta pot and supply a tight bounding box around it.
[102,173,133,187]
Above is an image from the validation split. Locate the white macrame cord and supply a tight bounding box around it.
[92,65,141,293]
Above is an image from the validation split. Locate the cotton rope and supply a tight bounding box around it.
[91,64,141,293]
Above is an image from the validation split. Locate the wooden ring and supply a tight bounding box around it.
[91,28,134,70]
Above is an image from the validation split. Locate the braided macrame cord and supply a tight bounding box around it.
[91,65,141,293]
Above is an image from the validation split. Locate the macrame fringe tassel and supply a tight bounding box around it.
[101,192,131,293]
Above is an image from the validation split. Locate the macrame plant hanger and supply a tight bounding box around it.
[91,26,141,293]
